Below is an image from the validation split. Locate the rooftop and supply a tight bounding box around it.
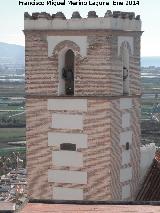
[20,202,160,213]
[136,150,160,201]
[0,201,15,212]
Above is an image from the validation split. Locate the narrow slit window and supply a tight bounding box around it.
[62,49,75,95]
[122,43,130,95]
[60,143,76,151]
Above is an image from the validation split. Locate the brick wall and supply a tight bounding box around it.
[25,25,141,201]
[26,98,52,199]
[26,97,140,200]
[25,30,141,96]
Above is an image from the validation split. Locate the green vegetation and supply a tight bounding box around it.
[0,128,26,144]
[141,103,153,120]
[0,150,26,175]
[0,90,26,151]
[142,77,160,88]
[0,82,25,97]
[1,101,25,111]
[0,147,26,157]
[0,97,25,128]
[0,112,25,128]
[141,78,160,93]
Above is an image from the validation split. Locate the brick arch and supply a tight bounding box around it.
[53,40,81,57]
[54,41,80,96]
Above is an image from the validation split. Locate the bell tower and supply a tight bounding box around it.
[24,11,142,201]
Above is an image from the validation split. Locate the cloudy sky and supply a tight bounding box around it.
[0,0,159,56]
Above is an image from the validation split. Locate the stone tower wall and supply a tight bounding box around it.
[25,11,142,201]
[25,30,141,96]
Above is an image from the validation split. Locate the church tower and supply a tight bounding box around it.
[24,11,142,201]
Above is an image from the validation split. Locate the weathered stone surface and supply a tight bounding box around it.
[24,11,141,21]
[38,12,52,19]
[128,12,135,20]
[54,12,66,19]
[71,11,81,19]
[32,12,40,19]
[24,12,32,19]
[88,11,98,18]
[113,11,121,18]
[135,15,141,20]
[104,10,112,17]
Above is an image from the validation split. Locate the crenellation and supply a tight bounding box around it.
[71,11,82,19]
[128,12,135,20]
[24,12,32,19]
[113,11,121,18]
[24,11,140,21]
[24,11,141,33]
[31,12,40,19]
[87,11,98,18]
[54,12,66,19]
[121,12,129,19]
[104,10,112,17]
[135,15,141,20]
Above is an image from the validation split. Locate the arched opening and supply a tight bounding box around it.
[122,44,130,95]
[58,49,75,96]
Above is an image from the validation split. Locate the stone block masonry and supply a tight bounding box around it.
[26,97,140,200]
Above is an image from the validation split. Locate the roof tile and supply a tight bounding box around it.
[21,203,160,213]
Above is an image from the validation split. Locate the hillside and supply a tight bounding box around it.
[0,42,24,75]
[0,42,24,64]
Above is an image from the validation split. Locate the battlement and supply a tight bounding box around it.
[24,11,141,31]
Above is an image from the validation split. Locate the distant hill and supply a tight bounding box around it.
[0,42,24,64]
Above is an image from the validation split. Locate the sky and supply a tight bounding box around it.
[0,0,160,56]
